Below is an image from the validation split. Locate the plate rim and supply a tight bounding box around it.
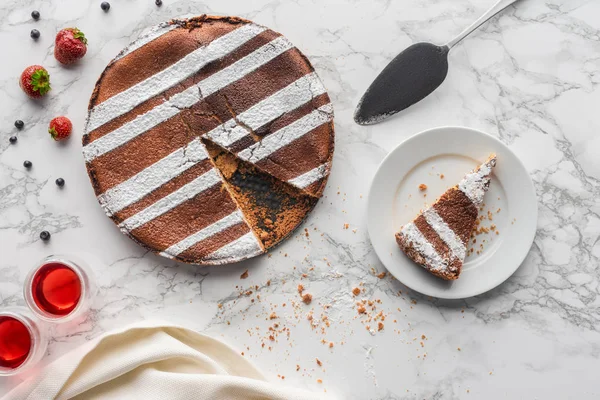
[367,125,538,299]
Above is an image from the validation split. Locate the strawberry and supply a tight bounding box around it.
[19,65,51,98]
[48,117,72,141]
[54,28,88,65]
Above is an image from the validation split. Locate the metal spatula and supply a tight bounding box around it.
[354,0,520,125]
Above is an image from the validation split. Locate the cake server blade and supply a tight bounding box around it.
[354,0,519,125]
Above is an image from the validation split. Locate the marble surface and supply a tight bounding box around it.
[1,0,599,398]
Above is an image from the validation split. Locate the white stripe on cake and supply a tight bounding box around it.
[203,232,263,263]
[399,223,447,272]
[198,35,293,97]
[458,156,496,206]
[159,210,246,258]
[288,163,329,189]
[83,35,293,162]
[423,208,466,261]
[238,103,333,163]
[114,23,178,62]
[83,101,182,162]
[97,138,208,216]
[205,72,327,148]
[86,23,267,133]
[118,168,221,232]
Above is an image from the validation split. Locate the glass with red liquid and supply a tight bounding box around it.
[24,255,96,323]
[0,307,48,376]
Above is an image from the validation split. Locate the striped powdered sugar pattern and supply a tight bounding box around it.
[287,163,329,189]
[398,157,496,273]
[159,210,247,258]
[238,103,333,163]
[118,168,222,232]
[422,208,466,261]
[204,72,327,148]
[203,232,263,263]
[83,34,295,161]
[85,20,333,263]
[399,223,447,272]
[97,138,208,216]
[86,23,267,133]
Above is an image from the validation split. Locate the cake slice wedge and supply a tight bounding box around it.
[395,154,497,280]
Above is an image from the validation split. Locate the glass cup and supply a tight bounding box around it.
[24,255,97,323]
[0,307,48,376]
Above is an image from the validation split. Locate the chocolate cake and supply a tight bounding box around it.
[395,155,497,280]
[82,16,334,264]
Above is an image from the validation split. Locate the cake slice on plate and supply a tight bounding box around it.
[395,154,497,280]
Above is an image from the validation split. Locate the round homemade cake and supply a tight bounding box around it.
[83,15,334,265]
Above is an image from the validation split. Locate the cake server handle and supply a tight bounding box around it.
[445,0,520,49]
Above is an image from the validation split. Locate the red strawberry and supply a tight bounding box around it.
[54,28,88,65]
[48,117,72,141]
[19,65,51,98]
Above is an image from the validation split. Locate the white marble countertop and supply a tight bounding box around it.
[1,0,599,398]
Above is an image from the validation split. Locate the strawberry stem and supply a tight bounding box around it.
[48,127,58,140]
[31,69,51,96]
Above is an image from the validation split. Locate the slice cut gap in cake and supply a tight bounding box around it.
[395,154,497,281]
[202,139,318,249]
[198,90,334,199]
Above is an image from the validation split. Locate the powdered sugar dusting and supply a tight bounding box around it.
[288,163,329,189]
[238,103,333,163]
[87,23,266,132]
[204,232,263,263]
[97,138,208,216]
[458,155,497,206]
[399,223,448,272]
[83,35,293,162]
[118,168,222,232]
[159,210,248,259]
[113,23,177,62]
[423,208,466,261]
[206,72,327,148]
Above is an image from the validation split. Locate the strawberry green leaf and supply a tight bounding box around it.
[70,28,88,45]
[48,126,58,140]
[31,69,51,96]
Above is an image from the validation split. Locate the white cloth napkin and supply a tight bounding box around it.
[3,321,331,400]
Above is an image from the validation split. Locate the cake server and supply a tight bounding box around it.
[354,0,519,125]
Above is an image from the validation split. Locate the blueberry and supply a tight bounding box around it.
[40,231,51,241]
[30,29,40,39]
[9,136,17,144]
[23,160,32,168]
[31,10,40,20]
[101,1,110,11]
[55,178,65,187]
[14,120,24,129]
[155,0,163,6]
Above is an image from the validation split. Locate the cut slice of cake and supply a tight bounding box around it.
[395,154,497,280]
[204,140,318,249]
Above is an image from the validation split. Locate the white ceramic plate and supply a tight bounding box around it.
[368,126,537,299]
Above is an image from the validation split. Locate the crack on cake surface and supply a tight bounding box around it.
[202,139,316,249]
[221,93,263,142]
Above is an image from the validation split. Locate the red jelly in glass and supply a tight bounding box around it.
[31,262,82,316]
[0,316,31,369]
